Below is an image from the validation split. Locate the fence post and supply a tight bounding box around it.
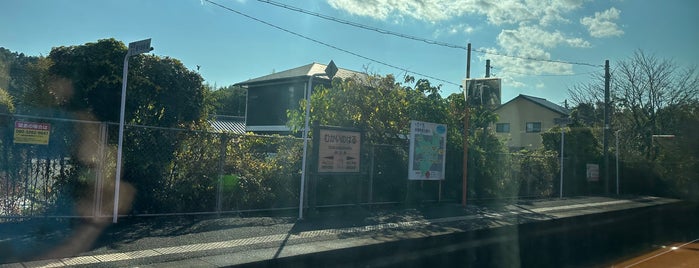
[93,122,108,218]
[368,144,374,204]
[216,134,229,216]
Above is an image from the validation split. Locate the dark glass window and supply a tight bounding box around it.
[496,123,510,133]
[526,122,541,133]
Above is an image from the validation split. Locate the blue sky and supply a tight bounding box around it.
[2,0,698,104]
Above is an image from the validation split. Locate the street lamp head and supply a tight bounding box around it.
[127,38,153,56]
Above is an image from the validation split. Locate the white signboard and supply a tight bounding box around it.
[317,128,361,173]
[408,120,447,180]
[586,164,599,182]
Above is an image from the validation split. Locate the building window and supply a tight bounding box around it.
[526,122,541,133]
[496,123,510,133]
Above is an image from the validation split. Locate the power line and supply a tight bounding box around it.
[256,0,467,50]
[255,0,603,68]
[204,0,459,86]
[490,66,599,77]
[477,50,603,68]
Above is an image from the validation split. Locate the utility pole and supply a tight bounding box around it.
[603,60,610,194]
[462,43,471,207]
[481,59,491,174]
[485,59,491,78]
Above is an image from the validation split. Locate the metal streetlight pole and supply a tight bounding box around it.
[299,73,320,220]
[113,39,152,223]
[560,128,565,198]
[299,61,337,220]
[554,117,570,198]
[616,130,620,195]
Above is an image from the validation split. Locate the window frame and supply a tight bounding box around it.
[526,122,542,133]
[496,123,510,133]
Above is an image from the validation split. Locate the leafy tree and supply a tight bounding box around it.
[19,57,55,111]
[47,39,126,121]
[0,40,215,215]
[288,74,414,144]
[567,72,607,107]
[516,149,559,197]
[224,134,302,209]
[570,102,603,127]
[43,39,209,213]
[208,84,246,116]
[46,38,208,125]
[614,51,699,160]
[0,47,46,111]
[122,54,208,212]
[403,76,449,124]
[126,55,208,127]
[649,101,699,199]
[568,50,699,199]
[0,87,14,114]
[542,126,601,195]
[443,83,509,199]
[287,74,511,202]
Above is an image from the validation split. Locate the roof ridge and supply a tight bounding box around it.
[495,94,569,115]
[519,94,546,100]
[235,62,367,86]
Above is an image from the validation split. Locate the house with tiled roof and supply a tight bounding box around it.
[234,62,365,134]
[493,94,571,150]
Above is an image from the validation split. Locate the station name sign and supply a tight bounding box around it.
[316,127,361,174]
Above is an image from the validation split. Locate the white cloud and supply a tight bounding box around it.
[453,24,475,34]
[326,0,615,87]
[580,7,624,38]
[327,0,453,22]
[434,23,475,37]
[327,0,586,26]
[485,25,586,78]
[498,25,590,50]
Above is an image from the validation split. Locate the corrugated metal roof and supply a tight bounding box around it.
[234,62,366,86]
[208,115,246,134]
[496,94,570,116]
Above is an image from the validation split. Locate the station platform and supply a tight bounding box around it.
[0,196,686,268]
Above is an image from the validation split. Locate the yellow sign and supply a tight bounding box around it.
[14,121,51,145]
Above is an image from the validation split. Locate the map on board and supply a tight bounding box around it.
[408,120,446,180]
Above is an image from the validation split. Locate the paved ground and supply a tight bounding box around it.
[0,196,684,267]
[611,240,699,267]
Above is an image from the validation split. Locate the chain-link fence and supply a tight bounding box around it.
[0,113,308,220]
[10,113,689,220]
